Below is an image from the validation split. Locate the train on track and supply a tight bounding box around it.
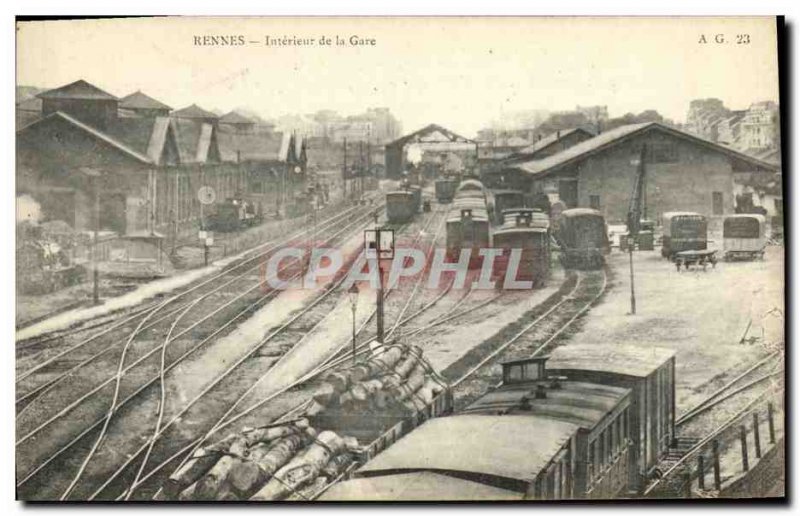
[445,179,491,267]
[434,178,458,203]
[320,343,676,501]
[554,208,610,270]
[206,197,264,232]
[385,190,417,224]
[492,208,551,287]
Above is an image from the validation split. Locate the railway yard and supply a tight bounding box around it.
[15,179,784,502]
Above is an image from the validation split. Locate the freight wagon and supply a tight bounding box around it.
[320,344,676,501]
[555,208,609,270]
[434,178,458,203]
[492,210,550,287]
[385,191,417,224]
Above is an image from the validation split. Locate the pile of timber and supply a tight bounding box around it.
[159,419,358,501]
[306,344,448,417]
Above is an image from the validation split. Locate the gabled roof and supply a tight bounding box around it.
[36,79,118,101]
[505,127,594,162]
[17,111,151,164]
[387,123,475,149]
[219,111,255,125]
[119,91,172,111]
[508,122,779,177]
[172,104,219,120]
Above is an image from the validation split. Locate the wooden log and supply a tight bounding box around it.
[250,431,346,501]
[350,346,404,382]
[393,346,422,378]
[243,421,306,447]
[311,382,339,406]
[184,435,249,500]
[391,363,427,401]
[194,455,242,500]
[305,400,326,416]
[222,443,272,499]
[162,434,241,499]
[323,370,351,393]
[350,378,384,402]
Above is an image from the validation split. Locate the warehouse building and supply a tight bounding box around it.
[16,79,306,244]
[496,122,779,223]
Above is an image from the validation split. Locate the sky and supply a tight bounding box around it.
[16,16,780,137]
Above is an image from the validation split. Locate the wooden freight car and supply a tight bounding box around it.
[555,208,610,270]
[546,343,677,492]
[385,191,416,224]
[492,210,550,287]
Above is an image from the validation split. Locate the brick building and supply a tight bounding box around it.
[497,122,778,224]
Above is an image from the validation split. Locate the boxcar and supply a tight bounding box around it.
[555,208,609,269]
[386,191,416,224]
[446,201,491,267]
[435,178,458,203]
[547,344,677,492]
[660,212,708,259]
[723,214,767,261]
[492,211,550,287]
[492,189,526,225]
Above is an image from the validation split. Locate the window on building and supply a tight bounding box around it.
[589,195,600,210]
[713,192,724,215]
[648,143,679,163]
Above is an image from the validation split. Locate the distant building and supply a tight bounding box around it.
[219,111,257,133]
[37,79,119,130]
[740,101,779,151]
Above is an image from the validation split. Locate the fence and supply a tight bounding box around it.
[644,388,783,498]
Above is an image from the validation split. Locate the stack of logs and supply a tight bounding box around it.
[307,344,447,416]
[160,419,358,501]
[159,344,448,501]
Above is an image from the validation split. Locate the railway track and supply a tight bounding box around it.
[125,258,585,500]
[16,202,383,500]
[447,267,609,409]
[100,207,462,500]
[676,351,784,431]
[51,206,447,501]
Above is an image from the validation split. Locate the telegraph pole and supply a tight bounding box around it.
[93,177,100,305]
[627,144,647,315]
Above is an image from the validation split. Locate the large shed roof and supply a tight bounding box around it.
[358,414,578,483]
[507,122,779,177]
